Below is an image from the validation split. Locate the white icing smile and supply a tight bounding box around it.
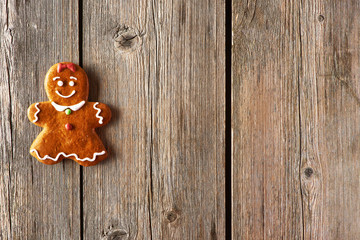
[55,90,76,98]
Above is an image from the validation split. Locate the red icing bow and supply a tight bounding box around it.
[57,63,76,73]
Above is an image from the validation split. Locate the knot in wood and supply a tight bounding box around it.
[103,229,128,240]
[318,15,325,22]
[112,25,142,53]
[304,167,314,178]
[166,211,178,223]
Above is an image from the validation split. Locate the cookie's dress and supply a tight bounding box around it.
[29,101,111,166]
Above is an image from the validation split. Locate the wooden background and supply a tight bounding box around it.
[0,0,359,239]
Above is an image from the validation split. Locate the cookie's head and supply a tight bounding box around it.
[45,62,89,105]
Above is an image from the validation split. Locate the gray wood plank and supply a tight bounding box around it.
[82,0,226,239]
[0,1,80,239]
[233,0,360,239]
[232,0,303,239]
[299,0,360,239]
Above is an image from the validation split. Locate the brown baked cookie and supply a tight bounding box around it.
[28,62,111,167]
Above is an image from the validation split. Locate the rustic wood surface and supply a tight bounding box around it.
[232,0,360,239]
[299,1,360,239]
[1,0,360,239]
[82,0,225,239]
[0,0,81,239]
[1,0,225,239]
[232,0,302,238]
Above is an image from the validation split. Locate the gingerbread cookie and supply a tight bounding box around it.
[27,62,111,167]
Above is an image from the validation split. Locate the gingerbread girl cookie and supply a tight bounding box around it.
[27,62,111,166]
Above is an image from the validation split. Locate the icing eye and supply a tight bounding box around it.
[57,81,64,86]
[69,81,75,86]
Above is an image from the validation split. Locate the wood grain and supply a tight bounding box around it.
[82,0,225,239]
[1,0,358,238]
[0,0,80,239]
[232,0,303,239]
[299,0,360,239]
[232,0,360,239]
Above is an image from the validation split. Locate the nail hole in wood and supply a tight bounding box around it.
[318,15,325,22]
[304,167,314,178]
[166,211,178,223]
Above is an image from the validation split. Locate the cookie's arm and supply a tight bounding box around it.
[91,102,112,128]
[28,102,47,127]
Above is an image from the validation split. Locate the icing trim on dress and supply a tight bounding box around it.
[30,149,106,162]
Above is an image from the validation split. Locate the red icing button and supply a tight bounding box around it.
[65,123,73,130]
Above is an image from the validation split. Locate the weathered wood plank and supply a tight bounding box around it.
[232,0,303,239]
[82,0,225,239]
[299,0,360,239]
[0,1,80,239]
[233,0,360,239]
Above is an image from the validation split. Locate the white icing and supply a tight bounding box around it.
[93,102,103,124]
[69,81,75,86]
[57,80,64,86]
[32,103,40,123]
[70,76,77,80]
[55,90,76,98]
[51,100,85,112]
[30,149,106,162]
[53,77,60,81]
